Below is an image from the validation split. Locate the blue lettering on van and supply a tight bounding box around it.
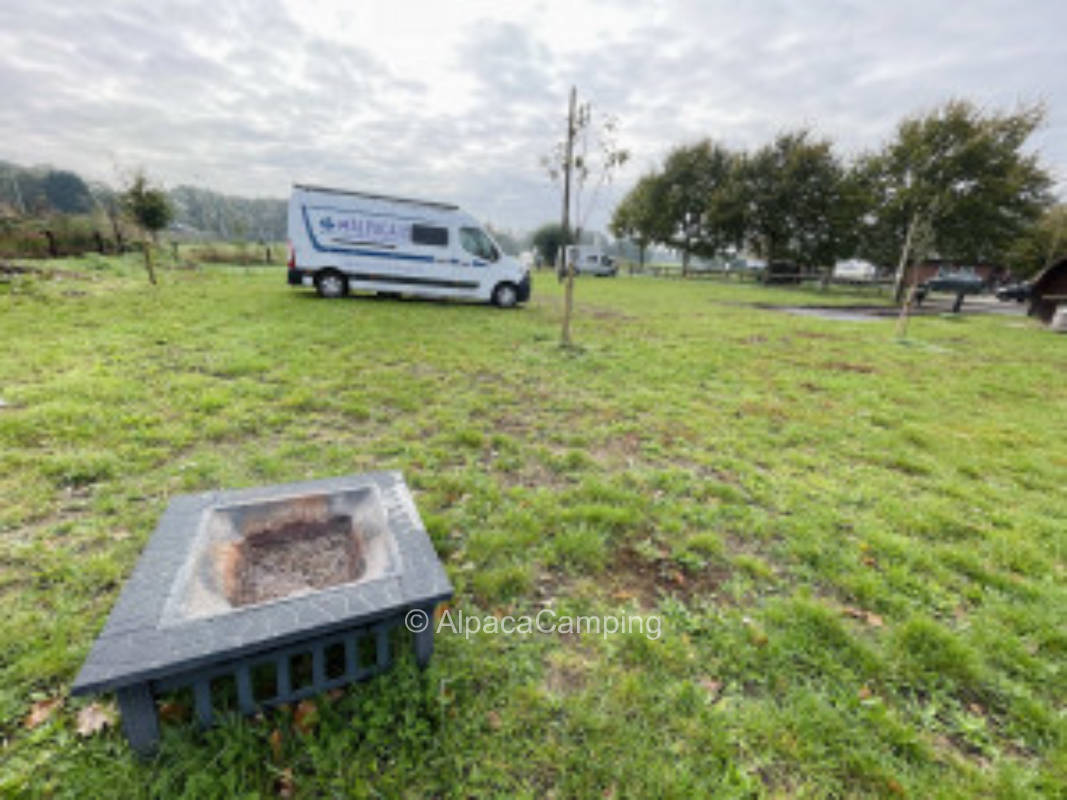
[302,206,435,263]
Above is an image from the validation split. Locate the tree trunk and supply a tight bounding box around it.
[143,239,157,285]
[682,237,690,278]
[562,251,576,347]
[108,210,124,254]
[893,212,919,304]
[560,86,577,348]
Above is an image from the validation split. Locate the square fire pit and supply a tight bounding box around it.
[72,472,452,754]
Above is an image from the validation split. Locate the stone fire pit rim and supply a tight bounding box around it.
[71,471,452,696]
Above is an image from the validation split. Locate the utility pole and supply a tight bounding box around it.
[560,85,577,347]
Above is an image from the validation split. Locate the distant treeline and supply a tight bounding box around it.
[0,160,287,248]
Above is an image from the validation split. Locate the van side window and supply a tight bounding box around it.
[459,227,499,262]
[412,224,449,247]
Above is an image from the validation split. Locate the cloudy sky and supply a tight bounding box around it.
[1,0,1064,232]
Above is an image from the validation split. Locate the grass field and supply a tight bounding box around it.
[1,255,1065,798]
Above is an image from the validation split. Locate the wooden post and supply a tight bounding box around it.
[560,86,577,348]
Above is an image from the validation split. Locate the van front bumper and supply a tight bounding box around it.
[517,273,532,302]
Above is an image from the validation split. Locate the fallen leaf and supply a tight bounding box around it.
[292,699,315,738]
[292,699,318,735]
[76,702,116,736]
[487,710,502,730]
[858,686,873,700]
[269,728,283,761]
[843,606,884,627]
[24,697,63,730]
[671,571,686,587]
[612,590,635,602]
[862,556,878,567]
[276,767,294,798]
[886,777,905,796]
[968,702,985,716]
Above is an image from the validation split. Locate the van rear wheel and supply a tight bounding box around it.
[492,282,519,308]
[315,270,348,298]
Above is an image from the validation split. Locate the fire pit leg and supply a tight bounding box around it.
[413,604,436,669]
[117,683,160,756]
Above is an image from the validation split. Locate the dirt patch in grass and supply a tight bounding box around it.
[576,303,637,321]
[821,361,878,374]
[608,547,730,608]
[0,262,95,281]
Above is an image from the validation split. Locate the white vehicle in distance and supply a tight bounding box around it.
[561,245,618,277]
[832,258,879,282]
[287,184,531,307]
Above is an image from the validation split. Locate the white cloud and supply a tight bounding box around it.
[0,0,1064,231]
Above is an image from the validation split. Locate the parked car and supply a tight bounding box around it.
[287,184,530,307]
[915,267,986,311]
[560,245,618,277]
[995,281,1031,303]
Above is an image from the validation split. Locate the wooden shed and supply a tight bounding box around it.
[1028,258,1067,324]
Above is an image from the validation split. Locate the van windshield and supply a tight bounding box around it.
[459,227,499,262]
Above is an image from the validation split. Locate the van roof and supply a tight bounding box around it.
[292,183,459,211]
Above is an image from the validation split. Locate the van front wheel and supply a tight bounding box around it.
[492,282,519,308]
[315,270,348,299]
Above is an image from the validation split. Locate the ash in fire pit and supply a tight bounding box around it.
[226,515,368,607]
[161,485,400,626]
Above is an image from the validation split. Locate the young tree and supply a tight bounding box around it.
[864,100,1052,302]
[122,171,173,285]
[545,87,628,348]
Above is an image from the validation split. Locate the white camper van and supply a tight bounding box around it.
[560,245,617,277]
[287,184,530,307]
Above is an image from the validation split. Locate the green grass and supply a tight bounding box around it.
[1,255,1065,797]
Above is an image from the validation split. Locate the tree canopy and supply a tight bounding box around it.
[530,222,570,266]
[610,100,1055,289]
[122,172,173,240]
